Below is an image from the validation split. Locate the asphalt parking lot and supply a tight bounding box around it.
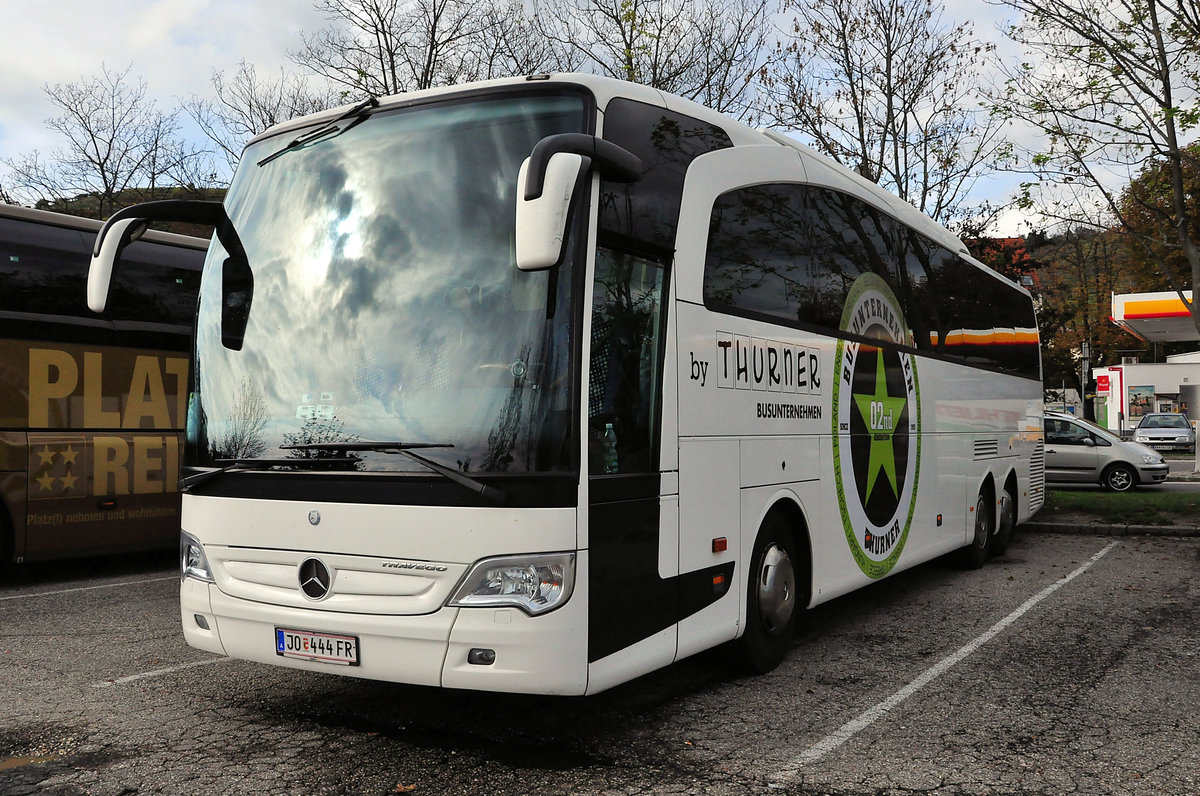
[2,530,1198,796]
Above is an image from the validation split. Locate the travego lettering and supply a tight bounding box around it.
[27,347,188,429]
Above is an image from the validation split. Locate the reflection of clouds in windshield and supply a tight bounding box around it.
[196,95,585,472]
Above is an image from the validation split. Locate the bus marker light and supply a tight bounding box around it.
[712,574,727,596]
[712,537,727,553]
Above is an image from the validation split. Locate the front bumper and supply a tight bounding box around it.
[180,557,591,695]
[1137,441,1194,452]
[1139,463,1170,484]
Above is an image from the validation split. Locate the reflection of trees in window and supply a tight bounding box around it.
[589,249,665,474]
[702,181,1040,379]
[210,377,268,459]
[281,413,353,458]
[704,184,882,331]
[599,99,732,251]
[481,344,532,473]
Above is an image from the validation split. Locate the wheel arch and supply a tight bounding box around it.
[748,492,814,611]
[974,471,997,515]
[1002,468,1019,500]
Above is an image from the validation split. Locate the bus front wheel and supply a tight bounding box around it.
[738,513,799,673]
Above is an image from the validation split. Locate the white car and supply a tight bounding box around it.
[1044,412,1169,491]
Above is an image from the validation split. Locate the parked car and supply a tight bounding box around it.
[1043,411,1169,491]
[1133,413,1196,454]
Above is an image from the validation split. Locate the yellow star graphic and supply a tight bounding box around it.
[36,473,57,492]
[37,446,56,467]
[61,445,79,465]
[60,471,79,490]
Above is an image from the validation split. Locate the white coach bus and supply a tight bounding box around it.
[87,74,1043,695]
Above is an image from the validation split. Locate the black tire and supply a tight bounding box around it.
[959,490,992,569]
[1102,463,1137,492]
[991,485,1017,556]
[737,513,800,674]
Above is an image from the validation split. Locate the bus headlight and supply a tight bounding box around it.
[180,531,214,583]
[448,553,575,615]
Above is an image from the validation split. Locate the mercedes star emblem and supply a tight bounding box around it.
[298,558,332,600]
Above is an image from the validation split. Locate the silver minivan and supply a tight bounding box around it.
[1044,412,1169,491]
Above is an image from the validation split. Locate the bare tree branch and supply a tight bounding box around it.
[764,0,1008,229]
[2,64,215,216]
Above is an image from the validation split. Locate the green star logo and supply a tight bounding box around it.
[851,347,907,504]
[832,273,921,579]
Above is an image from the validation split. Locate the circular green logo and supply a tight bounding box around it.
[831,274,921,579]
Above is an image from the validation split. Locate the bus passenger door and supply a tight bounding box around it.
[585,245,680,683]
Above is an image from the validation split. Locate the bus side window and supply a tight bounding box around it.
[588,247,666,475]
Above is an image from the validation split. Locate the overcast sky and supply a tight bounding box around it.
[0,0,1033,231]
[0,0,328,157]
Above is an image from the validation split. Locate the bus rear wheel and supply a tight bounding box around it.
[959,490,993,569]
[991,485,1017,556]
[738,513,799,673]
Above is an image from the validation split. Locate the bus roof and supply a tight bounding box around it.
[244,73,1010,293]
[1,202,210,251]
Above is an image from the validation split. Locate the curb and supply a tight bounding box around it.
[1021,522,1200,537]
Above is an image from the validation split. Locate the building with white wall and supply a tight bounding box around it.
[1099,291,1200,431]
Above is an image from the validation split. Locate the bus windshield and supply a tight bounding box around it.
[192,92,589,474]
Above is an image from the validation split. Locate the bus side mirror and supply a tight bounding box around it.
[515,152,587,271]
[88,218,148,313]
[88,199,227,314]
[514,133,642,272]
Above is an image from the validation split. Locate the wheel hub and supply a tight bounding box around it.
[757,544,796,636]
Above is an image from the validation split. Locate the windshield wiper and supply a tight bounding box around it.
[179,456,363,491]
[280,442,507,505]
[257,96,379,167]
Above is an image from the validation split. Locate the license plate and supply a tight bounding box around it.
[275,627,359,666]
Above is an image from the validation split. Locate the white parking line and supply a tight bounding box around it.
[770,540,1119,784]
[0,575,176,602]
[93,657,229,688]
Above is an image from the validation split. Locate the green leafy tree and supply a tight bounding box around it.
[1116,141,1200,294]
[997,0,1200,336]
[1027,228,1140,399]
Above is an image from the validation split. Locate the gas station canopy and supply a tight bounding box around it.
[1111,290,1198,343]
